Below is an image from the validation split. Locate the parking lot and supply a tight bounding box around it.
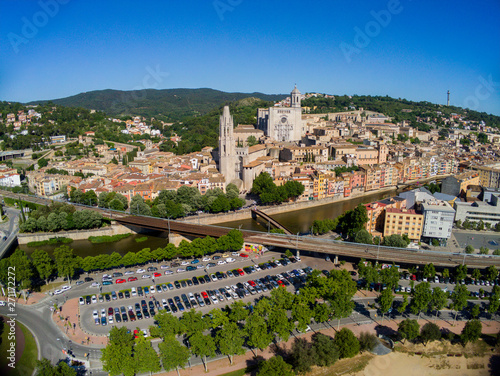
[78,252,308,335]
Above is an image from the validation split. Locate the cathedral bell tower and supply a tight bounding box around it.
[219,105,236,184]
[291,85,301,108]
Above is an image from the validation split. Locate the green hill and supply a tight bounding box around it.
[28,88,286,121]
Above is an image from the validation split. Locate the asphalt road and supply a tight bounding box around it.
[0,207,20,259]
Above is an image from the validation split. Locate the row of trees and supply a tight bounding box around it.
[456,218,500,232]
[251,172,305,205]
[102,269,359,375]
[0,230,244,290]
[354,229,411,248]
[398,318,484,346]
[20,209,104,233]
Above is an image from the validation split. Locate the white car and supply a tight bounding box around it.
[92,310,99,319]
[90,282,100,288]
[211,273,217,281]
[91,295,97,304]
[254,265,261,271]
[162,299,168,307]
[79,297,85,305]
[160,265,170,269]
[131,287,137,296]
[177,268,186,273]
[202,257,211,262]
[60,285,72,292]
[226,258,236,263]
[108,315,113,324]
[164,270,174,275]
[150,286,156,293]
[217,260,226,265]
[101,309,106,317]
[197,264,204,269]
[274,260,282,267]
[124,270,134,275]
[230,285,238,292]
[136,269,146,273]
[232,252,239,256]
[181,261,189,266]
[53,289,63,295]
[142,274,151,279]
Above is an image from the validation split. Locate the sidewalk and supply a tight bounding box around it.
[52,297,107,347]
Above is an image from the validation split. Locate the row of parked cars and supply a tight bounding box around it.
[81,257,300,305]
[88,253,254,287]
[90,266,313,325]
[400,272,499,286]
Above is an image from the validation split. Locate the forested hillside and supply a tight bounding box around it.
[28,88,286,121]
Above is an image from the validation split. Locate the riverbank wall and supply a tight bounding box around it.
[180,173,451,226]
[17,224,135,245]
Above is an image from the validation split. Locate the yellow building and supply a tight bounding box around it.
[383,208,424,241]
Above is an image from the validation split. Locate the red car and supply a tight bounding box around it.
[153,272,161,278]
[248,280,256,287]
[127,276,138,282]
[133,329,140,339]
[237,269,245,276]
[277,280,285,287]
[201,291,208,299]
[239,253,249,258]
[116,278,126,284]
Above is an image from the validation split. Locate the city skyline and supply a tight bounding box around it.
[1,0,499,115]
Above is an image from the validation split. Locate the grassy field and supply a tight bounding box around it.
[0,316,38,376]
[39,281,65,293]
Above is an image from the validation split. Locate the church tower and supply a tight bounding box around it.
[291,85,301,108]
[219,105,236,184]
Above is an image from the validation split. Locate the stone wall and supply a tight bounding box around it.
[17,223,135,245]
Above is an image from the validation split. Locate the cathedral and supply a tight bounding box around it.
[257,85,304,142]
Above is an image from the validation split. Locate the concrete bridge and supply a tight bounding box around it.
[250,207,293,235]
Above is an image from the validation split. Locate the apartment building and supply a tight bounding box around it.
[475,165,500,189]
[420,199,455,244]
[364,197,406,236]
[441,171,480,197]
[280,145,329,163]
[383,208,424,241]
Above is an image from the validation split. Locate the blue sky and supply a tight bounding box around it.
[1,0,499,115]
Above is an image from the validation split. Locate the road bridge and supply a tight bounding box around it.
[251,207,293,235]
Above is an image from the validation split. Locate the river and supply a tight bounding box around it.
[17,189,397,258]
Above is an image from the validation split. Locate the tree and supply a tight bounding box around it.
[337,204,368,238]
[35,358,77,376]
[410,282,432,320]
[215,322,245,365]
[150,311,184,338]
[134,339,161,376]
[101,327,135,376]
[334,328,359,359]
[451,284,469,323]
[423,263,436,279]
[289,338,317,374]
[358,332,378,352]
[180,309,207,336]
[442,268,450,279]
[485,266,499,282]
[31,249,55,285]
[465,244,474,254]
[378,288,394,320]
[470,304,480,319]
[245,313,273,353]
[158,336,190,376]
[354,229,373,244]
[328,269,357,329]
[454,264,468,281]
[8,249,34,290]
[461,319,482,345]
[479,246,489,255]
[382,234,408,248]
[397,294,409,316]
[189,332,216,372]
[430,287,447,320]
[487,291,500,317]
[246,135,258,147]
[257,355,294,376]
[398,319,420,343]
[311,333,339,367]
[471,268,481,281]
[268,307,294,342]
[420,322,441,345]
